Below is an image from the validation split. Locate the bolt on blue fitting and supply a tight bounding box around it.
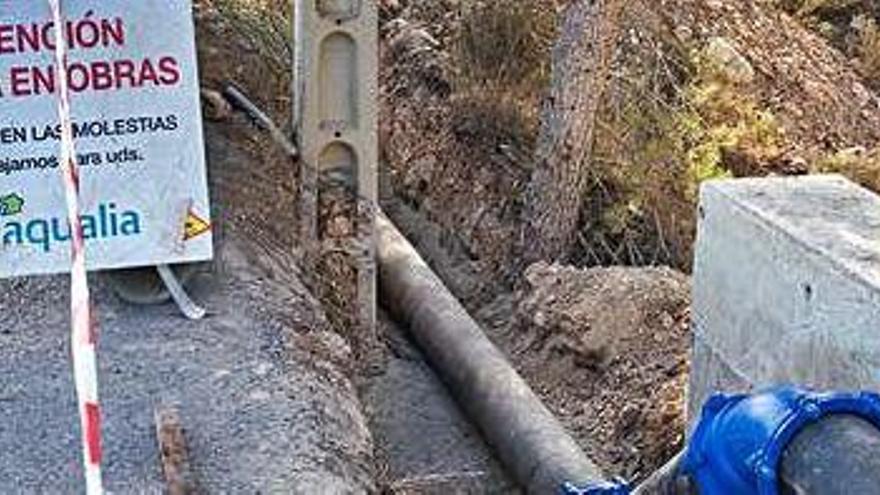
[682,387,880,495]
[560,479,630,495]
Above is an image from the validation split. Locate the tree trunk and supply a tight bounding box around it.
[519,0,626,266]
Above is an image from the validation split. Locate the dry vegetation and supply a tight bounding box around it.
[453,0,557,132]
[771,0,880,191]
[584,10,794,268]
[213,0,292,71]
[435,1,754,269]
[445,0,880,271]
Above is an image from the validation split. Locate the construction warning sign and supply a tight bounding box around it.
[183,209,211,241]
[0,1,212,278]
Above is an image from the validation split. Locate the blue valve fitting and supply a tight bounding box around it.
[682,387,880,495]
[560,479,630,495]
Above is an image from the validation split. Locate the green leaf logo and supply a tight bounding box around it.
[0,193,25,217]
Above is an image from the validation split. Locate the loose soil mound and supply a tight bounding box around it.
[480,263,691,482]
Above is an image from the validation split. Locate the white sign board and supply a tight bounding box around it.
[0,0,212,278]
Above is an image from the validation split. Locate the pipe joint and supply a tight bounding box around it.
[682,387,880,495]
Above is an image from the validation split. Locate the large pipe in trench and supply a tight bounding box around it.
[376,213,604,493]
[217,84,598,491]
[376,212,880,495]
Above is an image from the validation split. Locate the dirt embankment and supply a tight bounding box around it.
[380,0,533,304]
[661,0,880,155]
[380,0,880,289]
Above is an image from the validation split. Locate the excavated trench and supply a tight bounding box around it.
[363,311,517,493]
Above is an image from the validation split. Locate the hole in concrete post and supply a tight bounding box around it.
[318,142,359,238]
[319,141,358,175]
[316,141,360,332]
[319,33,358,131]
[804,283,814,301]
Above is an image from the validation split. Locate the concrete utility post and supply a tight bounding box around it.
[294,0,379,334]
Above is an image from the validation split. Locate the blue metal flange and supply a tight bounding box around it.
[681,387,880,495]
[559,479,631,495]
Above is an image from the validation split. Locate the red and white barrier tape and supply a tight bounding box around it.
[48,1,104,493]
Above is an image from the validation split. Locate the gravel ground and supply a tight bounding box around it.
[0,124,375,494]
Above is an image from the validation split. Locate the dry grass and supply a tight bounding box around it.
[454,0,557,89]
[583,19,696,269]
[856,16,880,84]
[776,1,880,88]
[449,91,538,162]
[816,146,880,191]
[211,0,292,76]
[452,0,558,147]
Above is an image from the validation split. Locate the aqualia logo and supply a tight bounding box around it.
[0,193,25,217]
[2,196,142,252]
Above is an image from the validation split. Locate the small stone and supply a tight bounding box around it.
[704,37,755,84]
[534,311,547,327]
[254,362,273,377]
[200,89,233,121]
[674,25,693,43]
[249,389,272,402]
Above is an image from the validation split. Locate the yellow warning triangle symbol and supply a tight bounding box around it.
[184,209,211,241]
